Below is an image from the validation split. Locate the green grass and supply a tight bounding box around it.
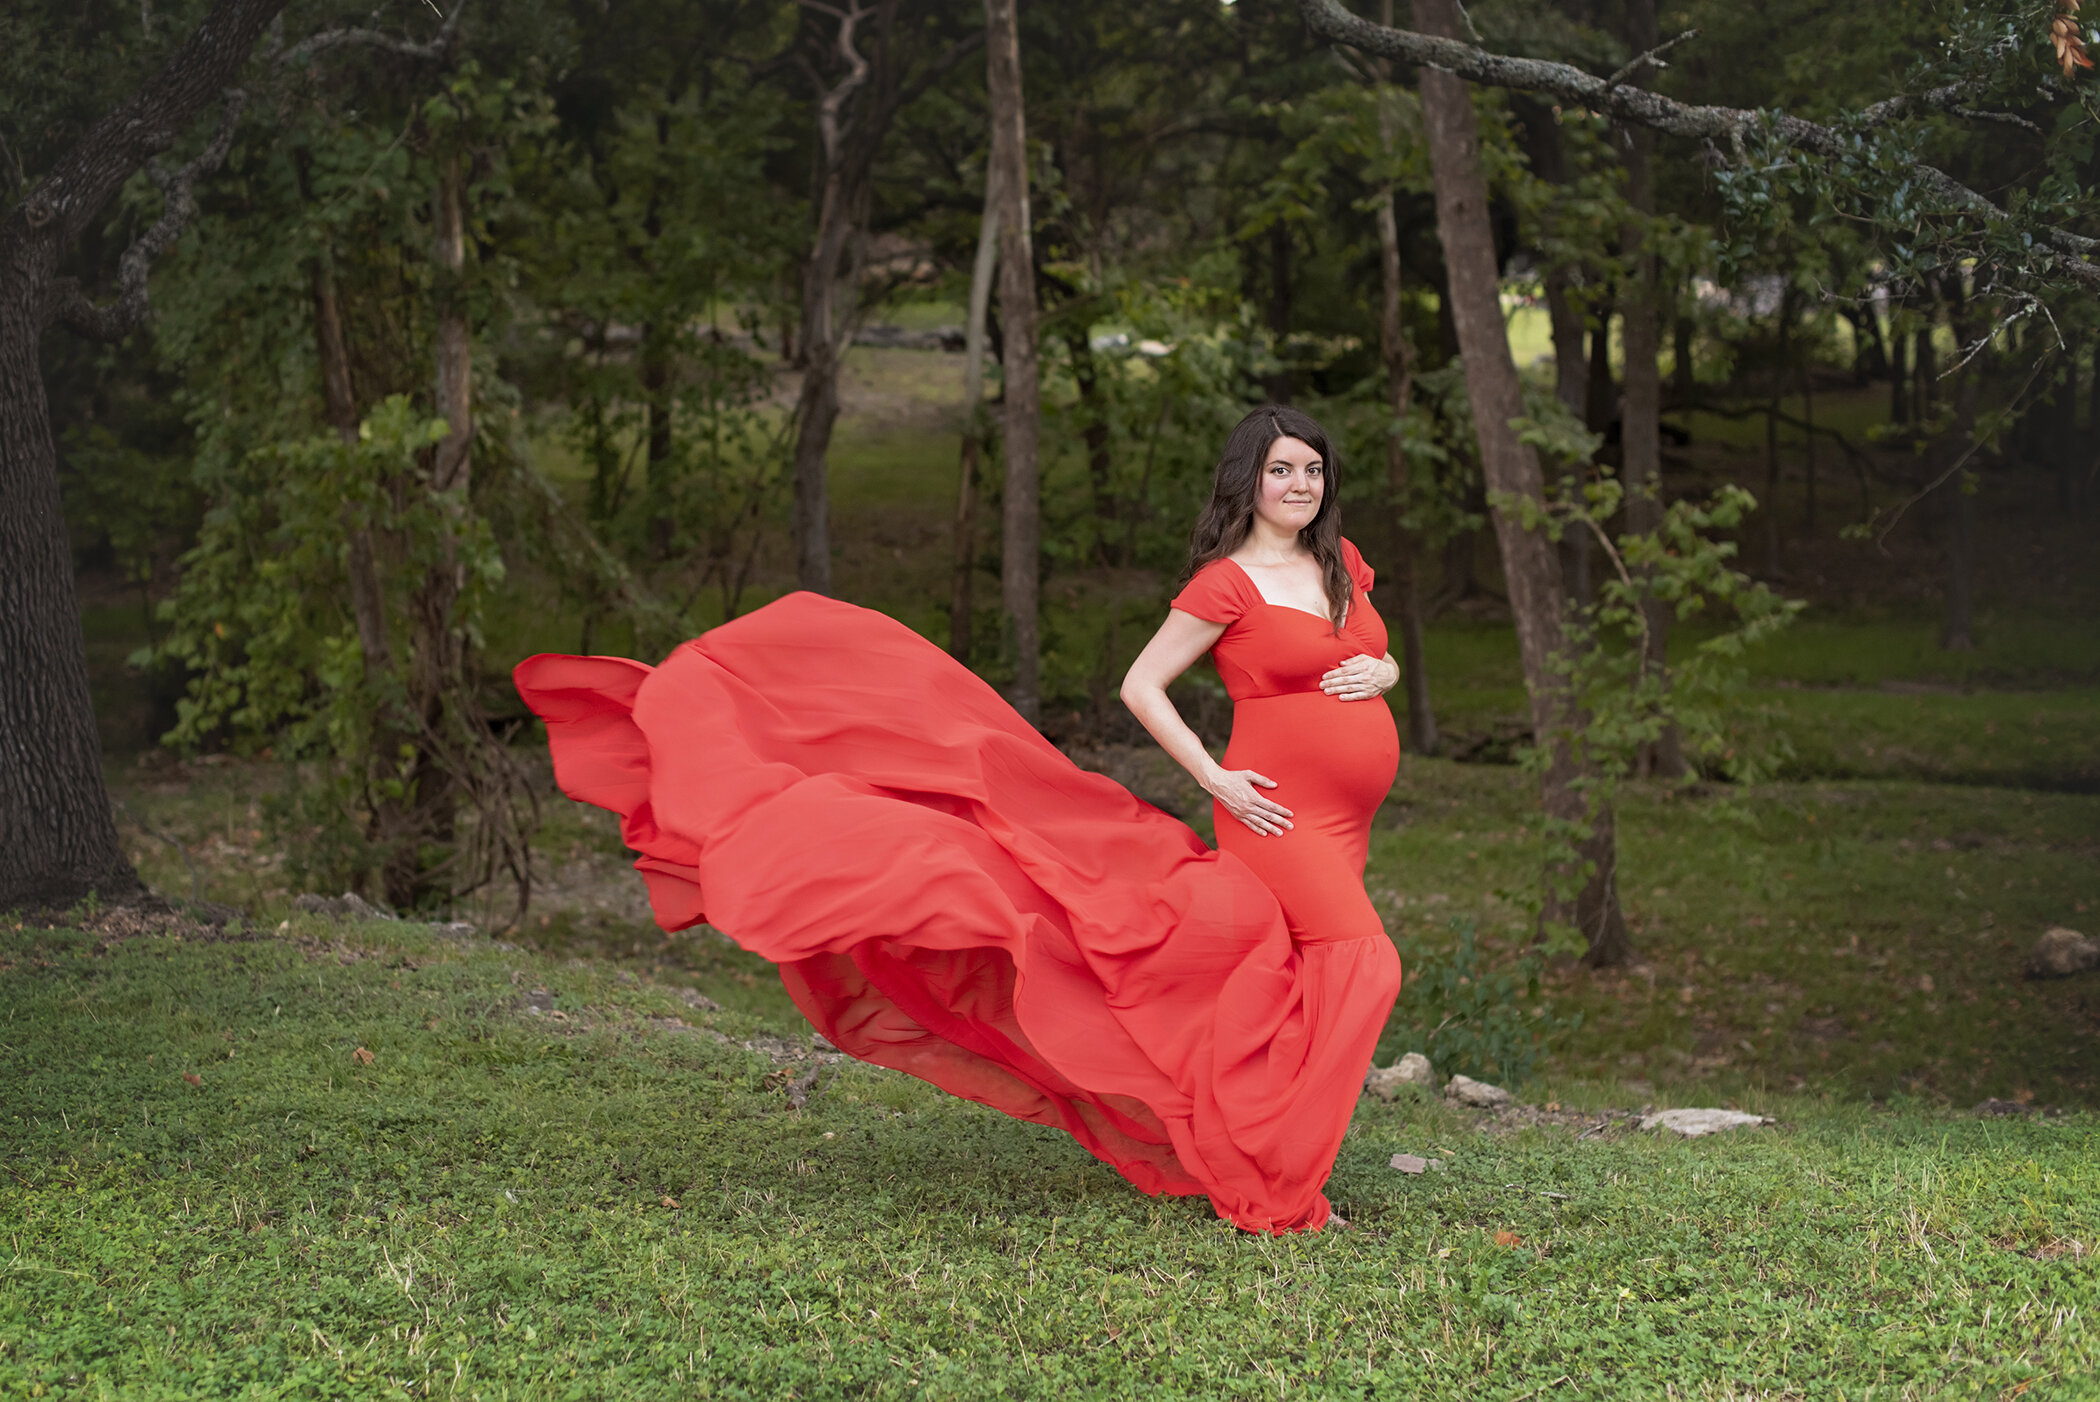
[3,915,2095,1399]
[1365,763,2100,1107]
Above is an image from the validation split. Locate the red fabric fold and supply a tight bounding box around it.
[513,591,1398,1232]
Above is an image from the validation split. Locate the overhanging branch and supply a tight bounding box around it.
[46,91,247,340]
[275,0,466,66]
[1297,0,2100,288]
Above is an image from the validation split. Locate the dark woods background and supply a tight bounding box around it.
[14,0,2098,948]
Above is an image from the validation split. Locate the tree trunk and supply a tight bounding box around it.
[950,164,1001,661]
[1585,293,1616,439]
[1801,366,1818,537]
[1762,291,1792,578]
[1890,313,1910,425]
[1066,327,1117,563]
[1542,272,1593,607]
[1617,0,1683,780]
[986,0,1041,725]
[1416,0,1630,967]
[0,0,291,911]
[1376,168,1438,756]
[310,259,393,679]
[789,2,894,597]
[385,154,473,911]
[1941,303,1980,652]
[0,273,144,909]
[1672,284,1696,404]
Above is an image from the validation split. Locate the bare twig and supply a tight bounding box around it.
[1603,29,1698,91]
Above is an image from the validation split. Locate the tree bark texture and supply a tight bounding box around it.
[950,163,1001,660]
[986,0,1042,725]
[1414,0,1630,966]
[0,0,291,911]
[1376,176,1438,756]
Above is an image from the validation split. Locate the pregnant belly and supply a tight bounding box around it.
[1219,692,1400,842]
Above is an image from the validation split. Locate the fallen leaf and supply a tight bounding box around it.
[660,1196,680,1209]
[352,1046,375,1065]
[1494,1230,1523,1247]
[182,1072,202,1087]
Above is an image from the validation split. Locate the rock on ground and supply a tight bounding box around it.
[2026,927,2099,979]
[1640,1108,1774,1138]
[1444,1074,1512,1109]
[1363,1051,1438,1101]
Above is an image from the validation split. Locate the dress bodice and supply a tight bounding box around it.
[1170,539,1390,701]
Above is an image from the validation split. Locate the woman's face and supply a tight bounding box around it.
[1252,435,1324,537]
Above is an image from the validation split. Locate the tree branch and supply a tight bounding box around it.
[9,0,288,246]
[46,91,247,340]
[275,0,466,66]
[1298,0,2100,287]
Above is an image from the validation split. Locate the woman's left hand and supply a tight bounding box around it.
[1321,654,1399,702]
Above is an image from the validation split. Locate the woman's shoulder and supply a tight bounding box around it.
[1171,557,1255,623]
[1339,537,1375,593]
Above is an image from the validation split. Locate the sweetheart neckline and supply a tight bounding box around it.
[1225,558,1349,626]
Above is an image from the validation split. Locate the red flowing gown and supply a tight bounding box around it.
[512,539,1401,1233]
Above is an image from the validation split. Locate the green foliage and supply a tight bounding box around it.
[1390,916,1579,1087]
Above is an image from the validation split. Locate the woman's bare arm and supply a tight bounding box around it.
[1120,609,1295,836]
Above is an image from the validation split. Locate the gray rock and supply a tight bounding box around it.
[1640,1108,1773,1137]
[291,892,396,921]
[1444,1074,1512,1109]
[1388,1152,1445,1175]
[1363,1051,1438,1101]
[2026,927,2099,979]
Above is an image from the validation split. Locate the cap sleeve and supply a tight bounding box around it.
[1170,560,1250,625]
[1341,538,1375,595]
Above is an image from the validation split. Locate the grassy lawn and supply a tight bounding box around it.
[4,914,2094,1399]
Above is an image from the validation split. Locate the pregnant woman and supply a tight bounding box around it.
[513,405,1402,1234]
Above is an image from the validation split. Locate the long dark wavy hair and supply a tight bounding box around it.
[1177,405,1350,631]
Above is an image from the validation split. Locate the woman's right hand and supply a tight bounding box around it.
[1205,767,1293,836]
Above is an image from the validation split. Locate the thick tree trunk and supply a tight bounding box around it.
[0,0,291,910]
[1376,179,1438,756]
[1416,0,1630,967]
[951,167,1001,661]
[986,0,1041,725]
[0,279,143,909]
